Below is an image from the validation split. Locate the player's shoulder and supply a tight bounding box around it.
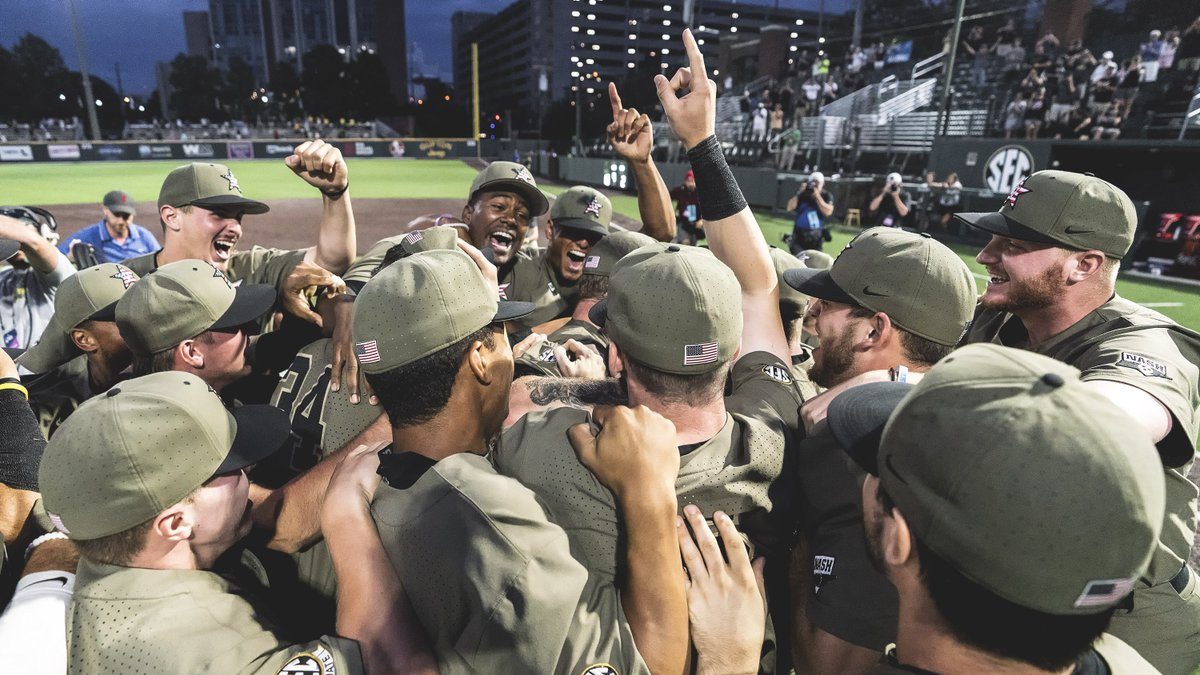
[499,407,589,458]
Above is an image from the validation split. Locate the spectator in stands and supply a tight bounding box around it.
[0,209,73,351]
[1067,41,1098,99]
[752,102,769,139]
[57,191,159,265]
[1004,92,1028,138]
[1115,57,1144,118]
[872,41,887,70]
[1089,60,1118,116]
[994,20,1018,57]
[971,40,993,88]
[869,172,911,228]
[1003,36,1027,81]
[822,77,839,106]
[1160,29,1180,71]
[786,171,834,253]
[802,76,821,116]
[1020,66,1046,95]
[1092,101,1123,140]
[961,25,986,58]
[671,171,702,246]
[927,172,963,231]
[1140,30,1165,82]
[769,104,785,136]
[1036,30,1061,60]
[1090,50,1117,87]
[1046,65,1077,125]
[1025,87,1048,139]
[1065,104,1094,139]
[1177,18,1200,73]
[778,80,795,116]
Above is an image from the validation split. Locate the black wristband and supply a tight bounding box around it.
[0,387,44,492]
[322,182,349,198]
[686,135,747,221]
[0,376,20,386]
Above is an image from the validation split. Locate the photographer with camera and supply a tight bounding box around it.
[785,171,834,253]
[868,172,912,228]
[0,208,74,351]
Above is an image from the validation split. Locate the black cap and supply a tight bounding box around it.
[827,381,914,476]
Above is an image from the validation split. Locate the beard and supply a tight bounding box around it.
[810,323,858,388]
[980,264,1063,313]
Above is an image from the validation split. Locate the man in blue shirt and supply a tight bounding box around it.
[59,190,159,265]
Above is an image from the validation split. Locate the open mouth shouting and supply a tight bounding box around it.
[488,229,517,260]
[986,269,1009,289]
[565,249,587,273]
[213,234,239,263]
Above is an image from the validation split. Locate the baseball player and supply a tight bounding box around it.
[16,263,139,438]
[354,244,688,673]
[778,227,977,673]
[832,344,1161,672]
[38,371,433,673]
[957,170,1200,673]
[122,139,354,295]
[495,28,802,671]
[768,246,822,401]
[0,208,74,351]
[115,259,275,393]
[57,190,158,265]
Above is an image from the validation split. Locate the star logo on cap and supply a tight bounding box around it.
[211,264,233,289]
[222,170,242,193]
[1005,181,1031,208]
[498,283,509,300]
[511,166,534,184]
[110,265,137,289]
[584,197,603,217]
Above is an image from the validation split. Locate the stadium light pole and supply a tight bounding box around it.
[67,0,102,140]
[937,0,967,137]
[472,43,481,160]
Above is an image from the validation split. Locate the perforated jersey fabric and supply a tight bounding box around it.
[66,558,363,674]
[370,452,649,674]
[493,350,803,583]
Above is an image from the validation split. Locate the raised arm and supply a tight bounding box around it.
[608,83,676,242]
[654,29,790,363]
[287,139,356,275]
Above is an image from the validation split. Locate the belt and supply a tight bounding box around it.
[1170,565,1191,595]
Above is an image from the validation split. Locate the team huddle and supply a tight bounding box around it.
[0,30,1197,675]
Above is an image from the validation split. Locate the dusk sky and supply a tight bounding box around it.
[0,0,843,96]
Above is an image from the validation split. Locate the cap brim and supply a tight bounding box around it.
[554,219,610,238]
[190,194,271,215]
[15,315,77,374]
[589,298,608,327]
[216,404,294,474]
[0,238,19,260]
[475,180,550,217]
[494,300,535,323]
[953,211,1061,246]
[88,300,120,322]
[108,206,136,216]
[827,381,915,476]
[782,268,856,305]
[211,283,276,331]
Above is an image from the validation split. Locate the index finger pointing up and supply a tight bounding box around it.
[683,29,708,90]
[608,81,624,119]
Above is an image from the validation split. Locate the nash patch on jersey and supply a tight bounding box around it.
[580,664,618,675]
[761,364,793,384]
[277,645,336,675]
[812,555,836,594]
[1115,352,1170,379]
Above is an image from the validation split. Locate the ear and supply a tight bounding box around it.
[859,312,894,350]
[461,201,476,224]
[177,339,204,369]
[70,327,98,354]
[1066,251,1107,283]
[545,218,557,240]
[160,205,182,233]
[466,336,494,386]
[606,342,625,379]
[152,504,195,543]
[882,504,915,568]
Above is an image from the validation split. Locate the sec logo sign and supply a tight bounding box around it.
[983,145,1033,194]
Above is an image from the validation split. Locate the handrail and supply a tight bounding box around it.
[911,52,944,83]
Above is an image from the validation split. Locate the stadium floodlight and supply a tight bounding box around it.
[95,99,102,106]
[663,19,671,25]
[819,37,826,43]
[138,105,145,112]
[796,19,804,25]
[261,96,269,103]
[572,10,580,16]
[662,34,670,39]
[58,94,66,101]
[663,4,671,10]
[730,26,737,32]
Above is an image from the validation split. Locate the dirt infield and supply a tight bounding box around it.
[47,198,467,255]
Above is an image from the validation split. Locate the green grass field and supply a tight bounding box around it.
[3,158,1196,329]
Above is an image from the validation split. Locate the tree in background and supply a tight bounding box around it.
[267,61,304,119]
[220,56,257,120]
[301,44,349,119]
[167,54,224,121]
[347,51,399,119]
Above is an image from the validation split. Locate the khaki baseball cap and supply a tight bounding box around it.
[866,344,1164,615]
[38,371,291,540]
[103,190,136,216]
[769,247,809,325]
[352,249,534,374]
[17,263,140,373]
[800,249,834,269]
[116,259,275,356]
[469,161,549,217]
[158,163,269,215]
[549,186,612,237]
[343,227,463,286]
[582,230,656,278]
[954,170,1137,259]
[590,243,742,374]
[783,227,976,346]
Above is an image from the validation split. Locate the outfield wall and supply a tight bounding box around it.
[0,139,490,162]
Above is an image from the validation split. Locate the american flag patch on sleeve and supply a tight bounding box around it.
[584,255,600,269]
[1073,577,1136,609]
[403,231,424,244]
[683,341,719,365]
[355,340,381,364]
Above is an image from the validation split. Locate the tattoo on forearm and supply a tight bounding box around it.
[528,378,627,407]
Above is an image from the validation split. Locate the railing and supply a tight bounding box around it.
[911,52,944,83]
[877,79,937,124]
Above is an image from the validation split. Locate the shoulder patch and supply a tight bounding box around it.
[1115,352,1170,379]
[277,645,336,675]
[812,555,837,594]
[538,344,557,362]
[761,364,793,384]
[581,664,619,675]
